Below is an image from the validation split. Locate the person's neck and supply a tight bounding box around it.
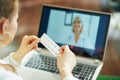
[74,32,80,43]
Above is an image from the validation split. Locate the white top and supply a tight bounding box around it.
[67,33,85,47]
[0,51,78,80]
[0,67,22,80]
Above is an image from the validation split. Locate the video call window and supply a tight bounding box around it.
[38,6,110,60]
[47,9,100,50]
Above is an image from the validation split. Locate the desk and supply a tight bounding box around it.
[100,40,120,76]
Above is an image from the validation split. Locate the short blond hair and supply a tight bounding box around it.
[72,16,83,32]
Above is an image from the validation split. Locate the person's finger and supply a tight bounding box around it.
[60,45,69,52]
[28,39,39,50]
[29,36,40,42]
[23,35,40,44]
[60,46,65,52]
[57,48,64,60]
[24,35,28,38]
[57,50,62,58]
[61,45,69,54]
[64,45,69,51]
[33,44,38,50]
[60,47,64,54]
[26,35,39,40]
[22,35,28,43]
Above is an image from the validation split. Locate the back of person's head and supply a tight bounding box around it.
[0,0,16,19]
[0,0,18,48]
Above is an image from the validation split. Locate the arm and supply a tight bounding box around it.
[57,46,79,80]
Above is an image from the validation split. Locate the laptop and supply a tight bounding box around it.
[21,4,111,80]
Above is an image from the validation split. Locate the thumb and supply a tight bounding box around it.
[64,45,69,52]
[60,45,69,54]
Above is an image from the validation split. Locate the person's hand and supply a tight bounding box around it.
[12,35,40,63]
[57,45,77,80]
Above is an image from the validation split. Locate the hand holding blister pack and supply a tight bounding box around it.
[40,33,60,57]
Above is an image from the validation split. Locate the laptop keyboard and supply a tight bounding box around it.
[25,53,97,80]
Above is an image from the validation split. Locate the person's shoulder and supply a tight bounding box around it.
[64,76,79,80]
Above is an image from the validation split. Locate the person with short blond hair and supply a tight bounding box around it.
[67,16,84,47]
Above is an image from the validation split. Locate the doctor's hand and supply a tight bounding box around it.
[12,35,40,64]
[57,45,77,80]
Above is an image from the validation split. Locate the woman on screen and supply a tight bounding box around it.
[68,17,84,47]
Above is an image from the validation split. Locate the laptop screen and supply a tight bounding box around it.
[38,5,111,61]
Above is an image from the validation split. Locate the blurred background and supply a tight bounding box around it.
[0,0,120,77]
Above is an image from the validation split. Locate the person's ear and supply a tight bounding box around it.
[0,18,10,34]
[1,19,10,34]
[0,19,13,47]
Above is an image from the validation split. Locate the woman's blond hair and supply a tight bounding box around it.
[72,16,83,33]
